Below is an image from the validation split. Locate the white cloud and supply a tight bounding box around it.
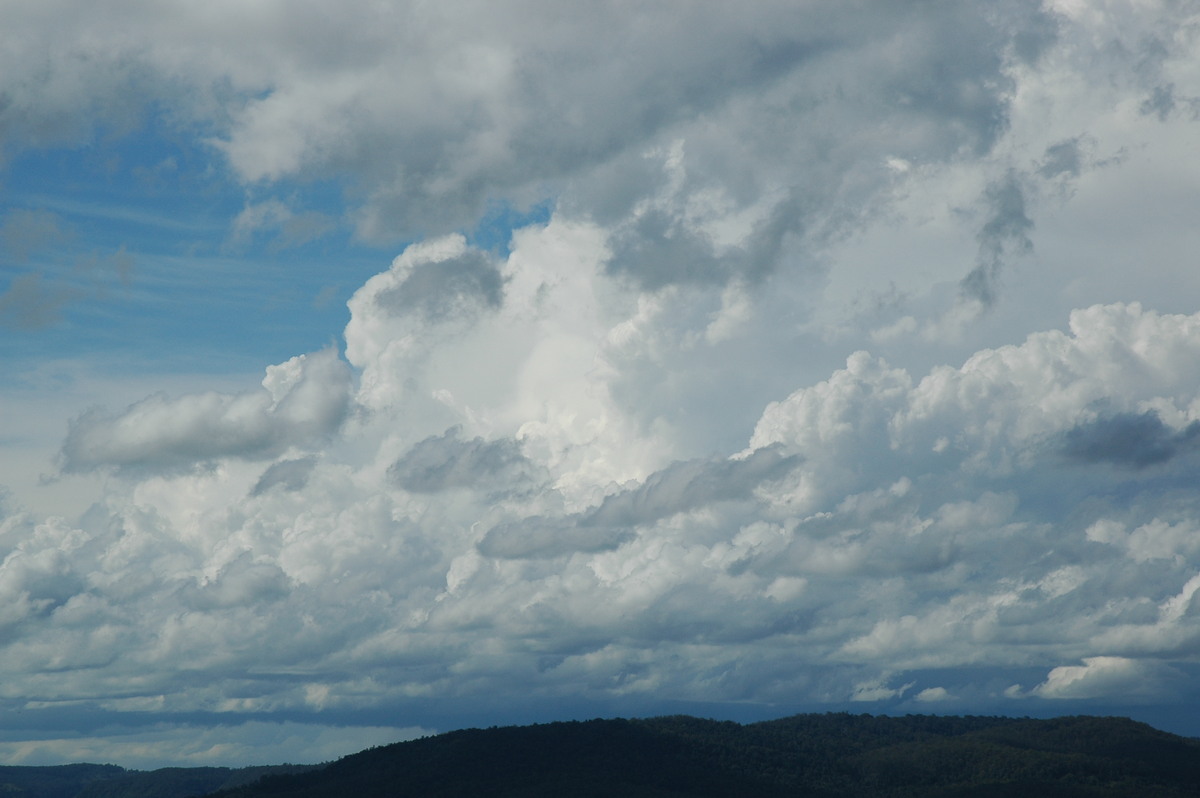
[1032,657,1182,700]
[914,686,954,702]
[57,349,351,473]
[851,678,915,703]
[19,287,1200,744]
[1,0,1057,253]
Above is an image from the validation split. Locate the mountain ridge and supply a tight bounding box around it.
[3,714,1198,798]
[209,713,1200,798]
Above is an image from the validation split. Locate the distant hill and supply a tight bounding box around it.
[206,713,1200,798]
[0,763,124,798]
[0,763,314,798]
[2,715,1197,797]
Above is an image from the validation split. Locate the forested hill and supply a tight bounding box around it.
[208,713,1200,798]
[0,763,315,798]
[2,714,1197,797]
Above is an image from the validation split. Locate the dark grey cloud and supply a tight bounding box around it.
[477,517,631,560]
[227,1,1055,290]
[389,427,534,493]
[479,446,800,560]
[1038,138,1084,180]
[1138,83,1200,122]
[1062,411,1200,469]
[605,189,808,290]
[179,553,291,611]
[606,210,728,289]
[1141,83,1177,121]
[586,445,800,529]
[960,171,1034,307]
[375,250,503,322]
[585,3,1052,291]
[1,1,1061,300]
[251,457,318,496]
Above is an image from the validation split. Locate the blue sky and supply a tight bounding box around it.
[2,112,550,380]
[4,118,380,373]
[3,0,1200,769]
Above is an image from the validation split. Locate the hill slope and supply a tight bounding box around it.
[0,763,314,798]
[207,713,1200,798]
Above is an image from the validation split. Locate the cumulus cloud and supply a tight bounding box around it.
[0,0,1057,268]
[477,446,799,560]
[914,686,954,702]
[477,516,631,561]
[251,457,318,496]
[389,428,537,494]
[374,248,504,323]
[58,349,351,473]
[1062,411,1200,468]
[21,291,1200,741]
[585,446,799,529]
[1032,657,1183,700]
[5,0,1200,763]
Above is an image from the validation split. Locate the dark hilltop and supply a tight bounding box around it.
[5,713,1199,798]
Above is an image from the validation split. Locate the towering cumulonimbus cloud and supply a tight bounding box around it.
[30,211,1200,732]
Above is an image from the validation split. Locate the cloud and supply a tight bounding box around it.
[477,446,799,560]
[1062,411,1200,468]
[914,686,953,702]
[374,248,504,323]
[0,205,135,328]
[0,273,79,330]
[585,446,800,529]
[851,678,915,703]
[229,200,337,251]
[959,171,1034,308]
[343,235,502,377]
[11,253,1200,752]
[0,209,72,261]
[4,0,1200,761]
[1,1,1059,283]
[58,349,351,473]
[251,457,318,496]
[1140,83,1174,120]
[477,516,631,561]
[1037,137,1085,180]
[389,428,536,494]
[1032,657,1183,700]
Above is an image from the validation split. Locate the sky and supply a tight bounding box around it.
[2,0,1200,769]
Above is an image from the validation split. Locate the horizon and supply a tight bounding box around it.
[2,710,1190,772]
[4,0,1200,770]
